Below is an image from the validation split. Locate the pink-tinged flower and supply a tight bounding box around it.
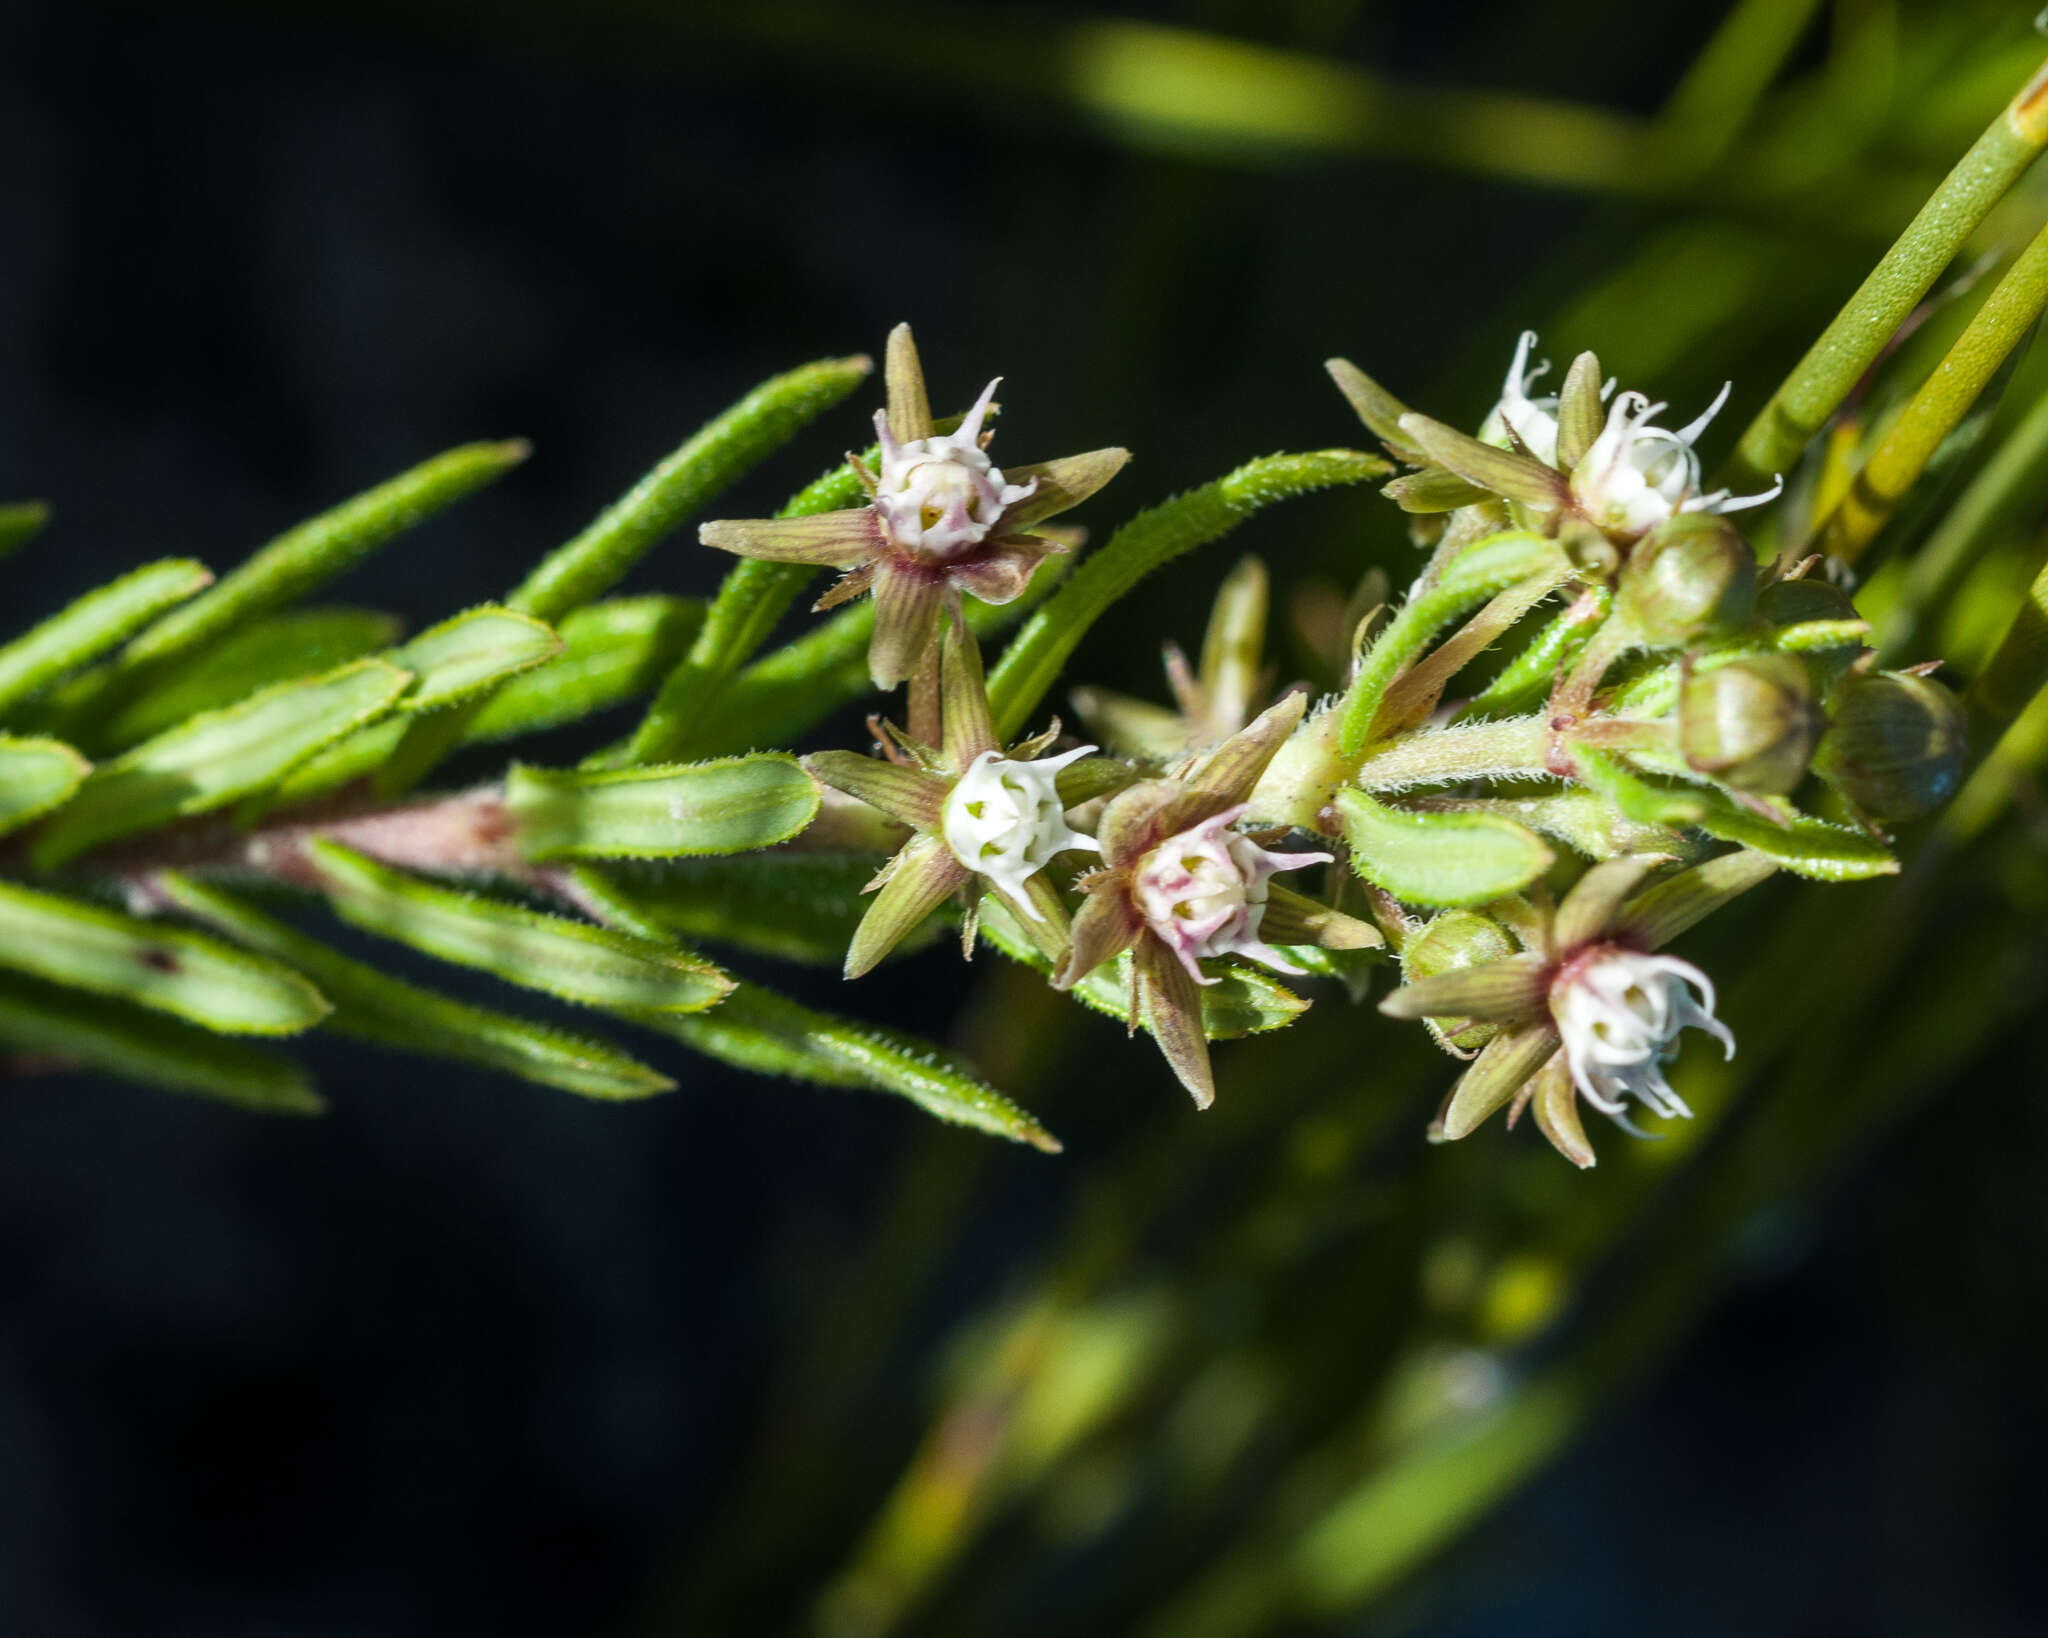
[1054,693,1381,1107]
[1379,850,1773,1166]
[700,324,1129,688]
[803,621,1116,980]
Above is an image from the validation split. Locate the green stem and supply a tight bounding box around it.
[1725,53,2048,489]
[1815,214,2048,564]
[1351,715,1551,792]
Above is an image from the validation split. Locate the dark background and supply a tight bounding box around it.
[3,2,2045,1633]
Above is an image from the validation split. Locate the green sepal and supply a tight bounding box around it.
[303,838,734,1013]
[0,735,90,838]
[0,970,322,1114]
[0,558,214,715]
[157,874,673,1101]
[389,604,565,712]
[1335,787,1554,908]
[505,754,821,862]
[0,879,331,1037]
[30,658,413,870]
[978,897,1308,1040]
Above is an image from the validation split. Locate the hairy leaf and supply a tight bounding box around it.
[505,755,820,861]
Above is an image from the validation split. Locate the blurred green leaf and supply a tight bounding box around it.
[158,874,675,1101]
[0,559,213,715]
[0,500,50,561]
[302,838,734,1013]
[0,879,330,1036]
[461,595,704,743]
[505,754,821,861]
[598,854,907,965]
[0,970,322,1113]
[0,734,90,838]
[31,659,413,869]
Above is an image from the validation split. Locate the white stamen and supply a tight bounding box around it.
[1551,946,1734,1127]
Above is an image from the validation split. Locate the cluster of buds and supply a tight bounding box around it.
[693,324,1969,1165]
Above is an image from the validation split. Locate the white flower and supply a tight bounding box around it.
[1484,330,1781,538]
[872,378,1038,562]
[941,745,1098,913]
[1131,805,1331,983]
[1549,946,1734,1126]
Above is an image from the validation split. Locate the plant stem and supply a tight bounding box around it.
[1351,715,1552,792]
[1725,52,2048,489]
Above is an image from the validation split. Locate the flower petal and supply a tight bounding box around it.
[1614,848,1780,951]
[845,834,969,979]
[995,871,1073,970]
[1380,953,1547,1022]
[1258,883,1385,951]
[1528,1046,1596,1168]
[867,565,947,690]
[884,322,934,443]
[1056,878,1143,988]
[1134,934,1215,1108]
[700,511,879,568]
[1326,358,1429,465]
[1552,853,1673,952]
[1436,1019,1561,1141]
[1162,692,1307,832]
[1399,413,1570,509]
[812,562,878,612]
[1093,779,1183,868]
[938,618,999,768]
[802,750,950,830]
[1553,350,1606,473]
[948,540,1049,606]
[1000,448,1132,529]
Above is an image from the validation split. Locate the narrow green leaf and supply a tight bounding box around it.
[0,735,90,838]
[1340,531,1571,755]
[1727,53,2048,487]
[461,596,705,744]
[157,874,674,1101]
[390,604,564,711]
[505,755,821,862]
[376,355,871,796]
[986,450,1392,740]
[633,979,1061,1153]
[0,500,51,561]
[0,880,330,1036]
[119,440,528,671]
[1460,585,1610,720]
[1968,549,2048,721]
[302,838,733,1013]
[978,896,1307,1039]
[0,559,213,714]
[603,854,916,966]
[92,608,402,749]
[0,970,322,1114]
[32,659,412,869]
[621,457,870,765]
[1336,787,1555,908]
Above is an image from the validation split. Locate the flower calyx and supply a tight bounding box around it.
[1053,692,1381,1107]
[804,620,1111,978]
[1378,850,1775,1166]
[701,323,1130,688]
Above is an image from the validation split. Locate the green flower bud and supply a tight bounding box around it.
[1613,514,1757,646]
[1758,575,1857,627]
[1679,654,1823,795]
[1402,910,1520,1053]
[1813,670,1966,822]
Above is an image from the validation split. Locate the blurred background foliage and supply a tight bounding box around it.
[5,0,2048,1632]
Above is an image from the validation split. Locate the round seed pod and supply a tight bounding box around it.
[1614,513,1757,646]
[1679,654,1824,795]
[1813,669,1966,822]
[1402,910,1520,1053]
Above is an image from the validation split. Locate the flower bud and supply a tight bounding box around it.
[1813,670,1966,822]
[1613,514,1756,645]
[1678,654,1823,795]
[1402,910,1519,1052]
